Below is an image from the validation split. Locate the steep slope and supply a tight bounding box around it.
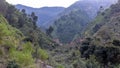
[0,14,36,67]
[78,1,120,67]
[93,1,120,44]
[83,0,120,42]
[15,4,65,27]
[51,0,116,44]
[52,9,90,43]
[1,3,57,50]
[0,0,60,67]
[83,8,111,37]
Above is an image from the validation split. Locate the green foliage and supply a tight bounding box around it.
[38,48,49,60]
[7,61,20,68]
[57,64,65,68]
[85,55,101,68]
[22,42,34,53]
[10,51,34,67]
[46,26,54,37]
[0,15,35,68]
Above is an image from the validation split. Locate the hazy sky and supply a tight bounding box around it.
[6,0,79,8]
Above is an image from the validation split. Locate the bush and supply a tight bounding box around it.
[80,44,120,67]
[10,51,34,67]
[38,48,49,60]
[7,61,19,68]
[22,42,34,53]
[85,55,101,68]
[57,64,65,68]
[112,40,120,46]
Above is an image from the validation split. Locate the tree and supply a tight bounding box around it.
[33,16,38,22]
[31,12,35,18]
[21,9,26,13]
[46,26,54,37]
[21,9,27,17]
[112,40,120,46]
[18,15,25,28]
[33,16,38,29]
[30,12,38,29]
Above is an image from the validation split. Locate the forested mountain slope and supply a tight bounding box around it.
[51,0,116,43]
[0,0,59,67]
[83,0,120,43]
[49,0,120,68]
[77,1,120,68]
[52,9,90,43]
[93,1,120,45]
[0,14,36,68]
[0,0,120,68]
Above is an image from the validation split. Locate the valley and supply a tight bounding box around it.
[0,0,120,68]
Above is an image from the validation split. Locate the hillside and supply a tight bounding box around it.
[0,0,60,67]
[15,4,65,28]
[77,1,120,68]
[52,9,90,43]
[83,0,120,42]
[0,14,36,67]
[51,0,116,44]
[0,0,120,68]
[82,8,111,37]
[49,1,120,67]
[93,1,120,45]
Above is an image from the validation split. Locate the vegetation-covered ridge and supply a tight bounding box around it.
[48,0,120,68]
[78,0,120,67]
[0,14,34,67]
[0,0,59,67]
[51,0,116,44]
[52,9,90,43]
[0,8,53,68]
[0,0,120,68]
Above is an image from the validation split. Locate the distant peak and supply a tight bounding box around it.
[15,4,65,9]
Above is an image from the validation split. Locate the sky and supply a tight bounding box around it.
[6,0,79,8]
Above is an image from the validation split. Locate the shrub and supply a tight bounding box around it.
[57,64,65,68]
[10,51,34,67]
[112,40,120,46]
[38,48,48,60]
[7,61,19,68]
[22,42,34,53]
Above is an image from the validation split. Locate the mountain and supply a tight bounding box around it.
[50,1,120,67]
[78,1,120,67]
[83,0,119,39]
[51,0,117,43]
[0,14,41,68]
[0,0,120,68]
[92,0,120,45]
[0,0,60,67]
[15,4,65,28]
[82,9,111,37]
